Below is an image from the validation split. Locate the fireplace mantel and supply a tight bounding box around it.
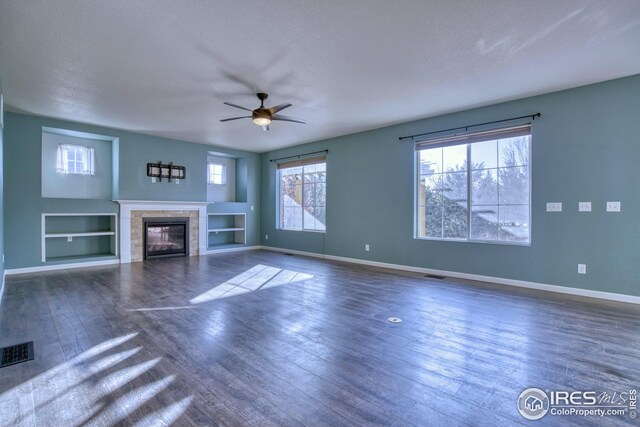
[115,200,208,263]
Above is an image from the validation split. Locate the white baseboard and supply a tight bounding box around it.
[203,245,261,255]
[5,245,637,305]
[5,259,120,275]
[260,246,327,259]
[4,246,261,274]
[260,246,640,305]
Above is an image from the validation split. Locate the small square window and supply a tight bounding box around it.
[56,144,95,175]
[207,162,227,185]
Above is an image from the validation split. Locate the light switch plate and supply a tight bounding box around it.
[606,201,621,212]
[546,202,562,212]
[578,202,591,212]
[578,264,586,274]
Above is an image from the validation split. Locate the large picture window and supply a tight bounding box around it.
[416,125,530,243]
[278,157,326,231]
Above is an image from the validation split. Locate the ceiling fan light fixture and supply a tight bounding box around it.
[253,117,272,126]
[222,93,304,129]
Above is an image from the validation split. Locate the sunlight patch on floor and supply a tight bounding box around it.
[76,332,139,363]
[88,347,142,374]
[189,264,314,304]
[133,396,195,427]
[77,375,176,426]
[100,358,162,394]
[126,306,195,312]
[0,333,192,426]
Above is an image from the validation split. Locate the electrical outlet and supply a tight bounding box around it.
[365,244,370,251]
[67,236,73,242]
[265,234,269,240]
[578,202,591,212]
[578,264,586,274]
[251,205,254,211]
[546,202,562,212]
[606,201,621,212]
[151,177,157,183]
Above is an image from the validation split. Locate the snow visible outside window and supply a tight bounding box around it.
[278,161,326,232]
[417,131,530,243]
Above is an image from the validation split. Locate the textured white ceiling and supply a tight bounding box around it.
[1,1,639,152]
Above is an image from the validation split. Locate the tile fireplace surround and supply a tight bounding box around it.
[115,200,208,263]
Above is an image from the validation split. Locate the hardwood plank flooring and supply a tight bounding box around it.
[1,250,639,426]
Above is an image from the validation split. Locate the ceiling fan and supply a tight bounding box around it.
[220,93,306,131]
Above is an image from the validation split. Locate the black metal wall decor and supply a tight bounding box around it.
[147,161,186,183]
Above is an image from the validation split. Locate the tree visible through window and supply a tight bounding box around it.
[417,126,530,243]
[278,158,326,231]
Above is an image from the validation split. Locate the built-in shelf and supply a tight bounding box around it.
[207,213,246,250]
[45,231,116,238]
[44,253,119,264]
[42,213,118,263]
[207,242,246,249]
[207,227,245,233]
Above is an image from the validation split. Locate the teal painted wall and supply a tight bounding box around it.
[0,78,4,289]
[4,112,261,269]
[41,131,113,199]
[261,75,640,297]
[206,155,236,202]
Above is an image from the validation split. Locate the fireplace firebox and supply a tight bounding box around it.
[144,217,189,259]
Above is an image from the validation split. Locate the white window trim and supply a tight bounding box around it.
[414,126,532,245]
[277,158,326,233]
[207,162,227,185]
[56,144,95,175]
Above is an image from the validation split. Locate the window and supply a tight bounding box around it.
[278,157,326,231]
[416,125,531,243]
[56,144,95,175]
[207,162,226,185]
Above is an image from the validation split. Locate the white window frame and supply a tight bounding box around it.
[414,125,532,245]
[56,144,95,175]
[277,157,326,233]
[207,162,227,185]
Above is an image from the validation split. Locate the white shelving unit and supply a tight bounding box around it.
[41,213,118,263]
[207,213,246,250]
[44,231,116,238]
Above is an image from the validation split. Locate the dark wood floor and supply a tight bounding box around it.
[1,250,639,426]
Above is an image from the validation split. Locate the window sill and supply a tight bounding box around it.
[414,236,530,247]
[279,228,326,234]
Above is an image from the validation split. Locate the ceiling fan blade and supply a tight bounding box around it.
[272,114,306,124]
[223,102,253,112]
[220,116,252,122]
[268,103,292,115]
[262,125,270,131]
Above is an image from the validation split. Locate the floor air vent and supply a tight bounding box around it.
[424,274,446,280]
[283,253,295,256]
[1,341,34,368]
